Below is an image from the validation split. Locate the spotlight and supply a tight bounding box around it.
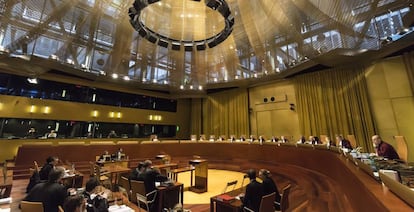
[27,78,38,84]
[123,76,130,81]
[49,54,59,60]
[112,73,119,79]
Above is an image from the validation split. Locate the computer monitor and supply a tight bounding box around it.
[102,154,111,162]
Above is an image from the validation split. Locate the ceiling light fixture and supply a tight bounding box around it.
[27,77,38,84]
[129,0,234,51]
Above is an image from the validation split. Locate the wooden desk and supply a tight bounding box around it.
[210,188,243,212]
[101,165,130,184]
[170,166,195,182]
[156,182,184,211]
[97,160,129,168]
[62,173,84,188]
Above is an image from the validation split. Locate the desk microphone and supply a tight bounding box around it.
[240,175,249,189]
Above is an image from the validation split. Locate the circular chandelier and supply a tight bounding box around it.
[128,0,234,51]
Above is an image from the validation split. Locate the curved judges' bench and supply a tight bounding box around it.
[14,141,414,211]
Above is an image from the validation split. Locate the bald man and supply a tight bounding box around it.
[372,135,400,160]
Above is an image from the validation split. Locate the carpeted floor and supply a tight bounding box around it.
[176,169,246,204]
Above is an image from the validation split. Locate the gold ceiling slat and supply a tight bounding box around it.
[7,0,82,53]
[291,0,374,41]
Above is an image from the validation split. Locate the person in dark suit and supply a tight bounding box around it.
[39,156,59,181]
[258,136,266,143]
[310,136,321,145]
[139,160,168,193]
[23,167,68,212]
[372,135,400,160]
[336,135,352,149]
[63,195,86,212]
[130,161,145,181]
[242,169,264,212]
[297,136,306,144]
[26,127,37,138]
[259,169,281,210]
[138,160,168,212]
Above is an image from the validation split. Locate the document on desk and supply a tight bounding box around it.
[108,205,134,212]
[217,194,235,202]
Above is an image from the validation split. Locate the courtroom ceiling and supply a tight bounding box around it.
[0,0,412,95]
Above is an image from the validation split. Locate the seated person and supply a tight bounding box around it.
[130,162,145,181]
[336,135,352,149]
[258,136,266,143]
[217,135,225,142]
[139,160,168,196]
[63,195,86,212]
[230,135,236,142]
[23,167,68,212]
[310,136,321,145]
[259,169,281,210]
[325,136,336,146]
[98,151,111,161]
[39,156,59,181]
[47,130,57,139]
[297,136,306,144]
[107,130,117,138]
[151,135,159,142]
[270,136,278,142]
[240,136,246,142]
[114,148,125,161]
[249,135,255,142]
[372,135,400,160]
[279,136,289,143]
[241,169,264,212]
[83,178,109,212]
[26,127,37,138]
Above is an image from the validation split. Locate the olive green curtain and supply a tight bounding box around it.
[403,51,414,93]
[190,98,202,136]
[294,67,376,151]
[198,88,249,137]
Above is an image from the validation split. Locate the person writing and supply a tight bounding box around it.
[372,135,400,160]
[241,169,264,212]
[259,169,281,210]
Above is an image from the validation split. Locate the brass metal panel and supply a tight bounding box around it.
[383,57,412,98]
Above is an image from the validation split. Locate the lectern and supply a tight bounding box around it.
[189,159,208,193]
